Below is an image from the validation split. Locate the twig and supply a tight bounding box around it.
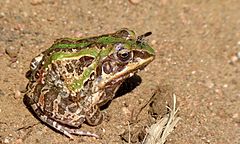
[134,90,157,122]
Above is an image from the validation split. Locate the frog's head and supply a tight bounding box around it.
[97,28,155,90]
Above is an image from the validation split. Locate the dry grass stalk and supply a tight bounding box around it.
[143,94,180,144]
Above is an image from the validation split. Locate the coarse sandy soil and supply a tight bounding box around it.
[0,0,239,144]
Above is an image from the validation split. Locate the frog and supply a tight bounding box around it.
[24,28,155,139]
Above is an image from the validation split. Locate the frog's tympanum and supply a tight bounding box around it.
[25,28,155,139]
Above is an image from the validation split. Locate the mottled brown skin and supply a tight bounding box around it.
[25,29,155,139]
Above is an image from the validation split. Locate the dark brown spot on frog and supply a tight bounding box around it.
[67,105,78,114]
[95,63,103,77]
[59,75,64,81]
[70,59,77,65]
[43,88,59,111]
[70,93,85,102]
[79,56,94,67]
[57,104,67,115]
[65,63,74,73]
[101,53,128,75]
[73,56,94,75]
[51,63,58,71]
[102,61,113,74]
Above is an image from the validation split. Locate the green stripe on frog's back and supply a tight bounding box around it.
[49,35,124,51]
[97,36,126,45]
[43,48,100,68]
[69,47,113,91]
[49,38,92,51]
[51,42,91,49]
[50,48,100,61]
[97,36,155,55]
[49,35,109,51]
[48,37,100,52]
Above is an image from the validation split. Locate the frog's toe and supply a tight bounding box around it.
[51,122,99,139]
[67,128,100,138]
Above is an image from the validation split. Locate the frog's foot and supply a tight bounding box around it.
[62,126,100,139]
[31,104,99,139]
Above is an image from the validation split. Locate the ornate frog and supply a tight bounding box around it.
[25,28,155,139]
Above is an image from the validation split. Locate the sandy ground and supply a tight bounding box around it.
[0,0,239,143]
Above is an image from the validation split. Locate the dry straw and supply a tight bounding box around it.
[143,94,180,144]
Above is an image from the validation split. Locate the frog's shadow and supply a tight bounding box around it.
[100,74,142,110]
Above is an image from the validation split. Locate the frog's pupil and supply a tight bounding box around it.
[121,52,128,58]
[117,50,131,62]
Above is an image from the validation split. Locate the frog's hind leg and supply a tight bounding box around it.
[30,103,99,139]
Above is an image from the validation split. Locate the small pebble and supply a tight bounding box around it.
[223,84,228,88]
[122,107,131,117]
[0,12,5,18]
[14,89,22,99]
[229,51,240,64]
[47,16,55,21]
[4,138,10,143]
[102,128,106,133]
[5,46,20,59]
[204,80,214,88]
[237,41,240,45]
[232,113,238,119]
[237,51,240,58]
[151,40,157,45]
[14,24,25,31]
[129,0,141,4]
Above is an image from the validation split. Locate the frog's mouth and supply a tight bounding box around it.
[99,56,154,88]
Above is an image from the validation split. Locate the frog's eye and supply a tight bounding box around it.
[116,48,132,62]
[115,43,132,62]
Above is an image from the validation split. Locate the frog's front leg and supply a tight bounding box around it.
[85,105,103,126]
[30,103,99,139]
